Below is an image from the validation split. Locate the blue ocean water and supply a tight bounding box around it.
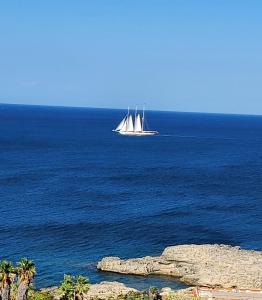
[0,104,262,289]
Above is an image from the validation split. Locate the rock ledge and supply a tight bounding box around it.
[97,244,262,289]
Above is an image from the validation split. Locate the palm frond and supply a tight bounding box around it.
[16,258,36,283]
[0,260,15,286]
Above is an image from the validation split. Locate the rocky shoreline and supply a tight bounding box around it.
[97,244,262,289]
[42,282,138,300]
[38,244,262,299]
[42,282,194,299]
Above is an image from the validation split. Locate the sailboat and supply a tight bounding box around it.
[113,107,158,136]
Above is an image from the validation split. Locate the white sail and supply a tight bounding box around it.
[127,114,134,132]
[115,116,126,131]
[134,114,142,132]
[119,117,128,132]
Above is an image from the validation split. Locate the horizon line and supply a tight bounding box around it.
[0,101,261,118]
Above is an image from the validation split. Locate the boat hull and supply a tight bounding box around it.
[114,130,158,136]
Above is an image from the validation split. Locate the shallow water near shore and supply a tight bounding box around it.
[0,104,262,289]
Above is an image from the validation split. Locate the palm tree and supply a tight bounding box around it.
[74,276,90,300]
[58,275,90,300]
[57,275,75,300]
[0,260,15,300]
[15,258,36,300]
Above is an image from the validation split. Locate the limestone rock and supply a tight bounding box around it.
[40,282,138,300]
[97,244,262,289]
[160,287,194,300]
[83,281,138,299]
[40,286,59,299]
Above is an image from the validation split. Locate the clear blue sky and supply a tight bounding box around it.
[0,0,262,114]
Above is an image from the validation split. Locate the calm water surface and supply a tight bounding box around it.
[0,104,262,289]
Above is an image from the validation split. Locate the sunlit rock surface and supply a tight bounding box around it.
[97,244,262,289]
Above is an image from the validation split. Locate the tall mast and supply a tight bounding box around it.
[136,106,139,132]
[142,105,145,132]
[126,106,130,131]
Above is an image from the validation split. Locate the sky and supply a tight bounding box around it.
[0,0,262,114]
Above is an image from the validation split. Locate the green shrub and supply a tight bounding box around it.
[57,274,90,300]
[28,291,54,300]
[125,291,150,300]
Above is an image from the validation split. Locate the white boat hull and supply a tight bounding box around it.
[113,130,158,136]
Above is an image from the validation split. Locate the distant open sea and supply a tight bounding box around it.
[1,104,262,289]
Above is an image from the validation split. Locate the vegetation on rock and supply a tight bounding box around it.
[28,291,54,300]
[57,274,90,300]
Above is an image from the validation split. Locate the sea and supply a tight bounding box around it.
[0,104,262,289]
